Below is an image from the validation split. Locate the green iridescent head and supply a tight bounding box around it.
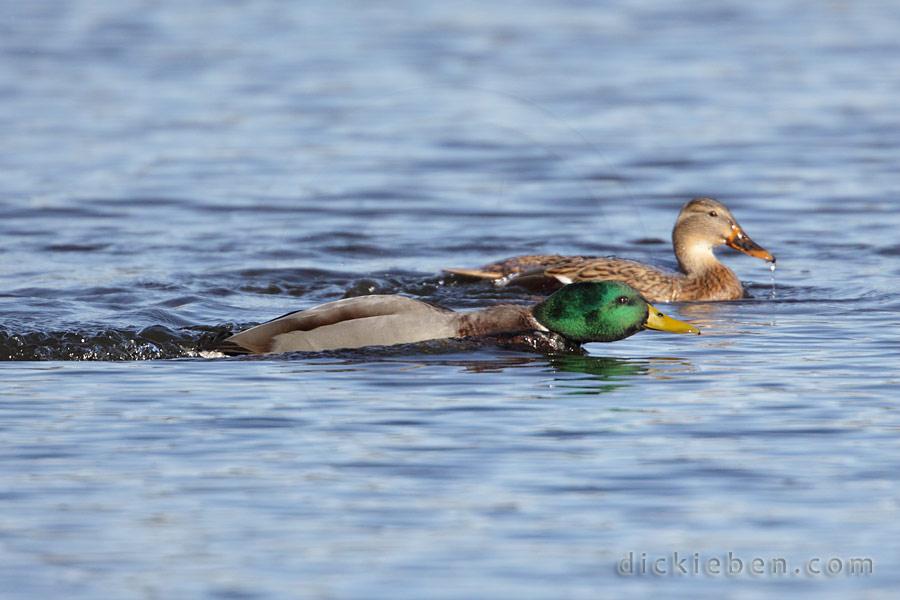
[532,281,699,343]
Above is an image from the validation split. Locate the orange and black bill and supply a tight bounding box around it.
[726,225,775,263]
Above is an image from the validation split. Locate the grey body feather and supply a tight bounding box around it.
[220,295,541,354]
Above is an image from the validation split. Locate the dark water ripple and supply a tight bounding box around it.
[0,324,220,361]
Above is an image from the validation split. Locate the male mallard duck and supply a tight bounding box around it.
[211,281,699,355]
[445,197,775,302]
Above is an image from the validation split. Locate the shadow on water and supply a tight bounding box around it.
[264,347,693,396]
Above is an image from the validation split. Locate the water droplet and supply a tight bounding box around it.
[769,263,776,299]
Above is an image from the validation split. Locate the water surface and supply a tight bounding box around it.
[2,0,900,598]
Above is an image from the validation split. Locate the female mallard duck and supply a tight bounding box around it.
[445,197,775,302]
[211,281,699,356]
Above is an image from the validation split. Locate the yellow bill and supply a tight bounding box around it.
[645,303,701,335]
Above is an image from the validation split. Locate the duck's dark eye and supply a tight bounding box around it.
[708,210,718,217]
[616,296,630,305]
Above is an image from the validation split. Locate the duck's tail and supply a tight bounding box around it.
[443,268,503,280]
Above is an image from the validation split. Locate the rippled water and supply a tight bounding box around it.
[2,0,900,598]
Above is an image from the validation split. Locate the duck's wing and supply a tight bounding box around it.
[447,254,682,302]
[218,295,458,355]
[544,257,660,282]
[544,258,681,302]
[445,255,597,281]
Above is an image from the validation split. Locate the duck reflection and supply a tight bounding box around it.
[544,354,694,395]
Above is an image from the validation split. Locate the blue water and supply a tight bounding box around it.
[2,0,900,598]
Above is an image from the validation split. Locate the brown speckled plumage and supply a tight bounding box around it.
[445,198,775,302]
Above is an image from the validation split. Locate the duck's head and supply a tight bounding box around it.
[672,198,775,270]
[532,281,700,343]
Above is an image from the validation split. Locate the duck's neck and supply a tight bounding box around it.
[672,228,722,276]
[453,304,544,338]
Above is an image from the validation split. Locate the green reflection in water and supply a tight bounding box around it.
[545,354,694,395]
